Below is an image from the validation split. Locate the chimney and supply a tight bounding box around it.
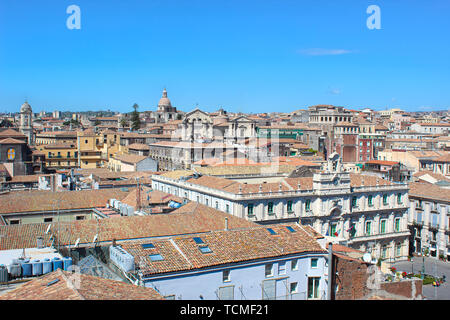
[37,236,44,249]
[224,218,229,231]
[51,174,57,192]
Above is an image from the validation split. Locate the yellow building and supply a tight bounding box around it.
[77,131,104,169]
[36,143,78,169]
[35,131,78,145]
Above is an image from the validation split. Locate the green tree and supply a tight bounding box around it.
[120,117,129,128]
[0,119,13,128]
[131,103,141,131]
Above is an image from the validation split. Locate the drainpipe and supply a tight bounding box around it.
[327,242,333,300]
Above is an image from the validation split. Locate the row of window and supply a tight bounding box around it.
[337,217,402,237]
[352,193,403,208]
[9,215,85,225]
[381,242,403,259]
[220,276,321,299]
[221,258,320,284]
[247,200,311,216]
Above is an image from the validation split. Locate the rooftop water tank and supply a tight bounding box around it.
[127,206,134,216]
[109,245,134,272]
[12,258,24,265]
[9,263,22,279]
[22,259,32,277]
[0,265,8,283]
[32,259,43,276]
[62,257,72,271]
[42,258,52,274]
[52,257,63,271]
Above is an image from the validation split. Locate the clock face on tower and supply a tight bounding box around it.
[7,148,15,160]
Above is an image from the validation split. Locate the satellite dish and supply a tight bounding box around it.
[362,253,372,263]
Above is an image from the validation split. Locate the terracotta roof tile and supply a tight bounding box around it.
[123,224,326,276]
[0,203,256,250]
[0,138,26,144]
[0,189,129,215]
[0,269,164,300]
[409,182,450,202]
[112,154,148,164]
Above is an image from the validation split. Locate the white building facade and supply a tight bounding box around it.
[152,155,410,263]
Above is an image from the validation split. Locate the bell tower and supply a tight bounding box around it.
[19,101,33,145]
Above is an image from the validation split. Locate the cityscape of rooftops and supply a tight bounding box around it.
[0,0,449,309]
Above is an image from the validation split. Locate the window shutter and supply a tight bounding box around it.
[431,213,438,227]
[262,280,276,300]
[218,286,234,300]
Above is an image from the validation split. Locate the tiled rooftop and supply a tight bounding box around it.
[159,172,396,194]
[0,269,163,300]
[121,187,184,207]
[122,223,326,276]
[112,154,148,164]
[409,182,450,202]
[0,188,130,214]
[0,202,256,250]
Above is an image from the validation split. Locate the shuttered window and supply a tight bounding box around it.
[307,277,320,299]
[351,197,357,208]
[368,195,373,207]
[394,218,401,232]
[431,214,439,228]
[268,202,274,214]
[365,221,372,235]
[218,286,234,300]
[262,279,276,300]
[380,220,386,234]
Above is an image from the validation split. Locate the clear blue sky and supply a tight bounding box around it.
[0,0,449,114]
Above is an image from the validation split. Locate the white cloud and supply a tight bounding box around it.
[297,48,353,56]
[329,88,341,95]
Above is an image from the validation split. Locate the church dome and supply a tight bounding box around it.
[20,101,32,113]
[158,88,172,108]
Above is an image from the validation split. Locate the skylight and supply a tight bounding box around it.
[141,243,155,249]
[46,279,60,287]
[267,228,277,235]
[149,254,164,261]
[193,237,204,244]
[286,226,296,233]
[199,246,212,254]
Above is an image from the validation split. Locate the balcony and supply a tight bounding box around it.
[347,230,411,243]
